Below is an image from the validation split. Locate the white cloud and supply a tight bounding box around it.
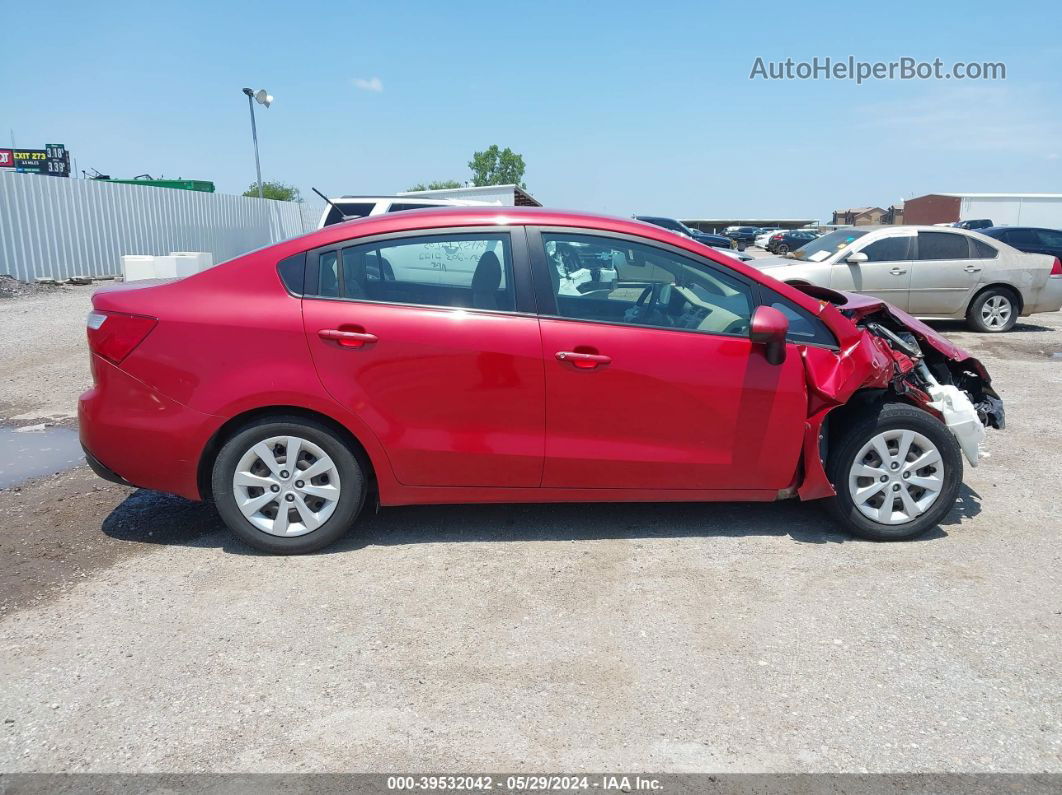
[352,76,383,93]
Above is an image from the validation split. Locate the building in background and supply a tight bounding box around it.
[830,203,904,226]
[398,183,541,207]
[903,193,1062,227]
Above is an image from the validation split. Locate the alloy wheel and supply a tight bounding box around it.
[232,435,341,536]
[848,429,944,525]
[980,295,1012,330]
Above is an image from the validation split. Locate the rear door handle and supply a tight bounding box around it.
[318,328,378,348]
[556,351,612,369]
[964,265,982,273]
[889,267,907,275]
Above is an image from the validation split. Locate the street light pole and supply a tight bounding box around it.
[242,87,272,199]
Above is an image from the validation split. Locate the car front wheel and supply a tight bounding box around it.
[825,402,962,541]
[211,416,366,554]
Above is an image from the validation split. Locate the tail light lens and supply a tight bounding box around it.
[1051,257,1062,276]
[87,310,157,364]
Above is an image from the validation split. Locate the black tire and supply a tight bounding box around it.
[211,416,366,554]
[824,402,962,541]
[777,244,789,254]
[966,286,1019,333]
[736,240,747,252]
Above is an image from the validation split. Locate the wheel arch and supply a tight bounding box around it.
[197,405,378,501]
[969,281,1024,314]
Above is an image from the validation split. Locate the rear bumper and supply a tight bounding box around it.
[78,354,220,500]
[1024,275,1062,315]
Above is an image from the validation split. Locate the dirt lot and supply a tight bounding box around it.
[0,285,1060,773]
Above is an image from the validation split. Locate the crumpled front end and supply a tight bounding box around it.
[793,288,1003,500]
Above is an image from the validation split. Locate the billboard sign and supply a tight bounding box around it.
[0,144,70,176]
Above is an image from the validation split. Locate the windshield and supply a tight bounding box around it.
[790,228,869,261]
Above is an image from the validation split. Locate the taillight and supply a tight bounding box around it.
[86,310,157,364]
[1051,257,1062,276]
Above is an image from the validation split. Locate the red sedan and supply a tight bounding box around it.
[79,207,1004,553]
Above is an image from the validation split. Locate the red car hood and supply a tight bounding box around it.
[795,285,974,364]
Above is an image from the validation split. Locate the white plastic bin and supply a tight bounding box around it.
[170,251,213,277]
[153,256,178,279]
[121,255,156,282]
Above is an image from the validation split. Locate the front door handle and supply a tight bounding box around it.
[319,328,378,348]
[889,267,907,275]
[556,351,612,370]
[964,265,982,273]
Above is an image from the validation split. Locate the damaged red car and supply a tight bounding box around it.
[79,208,1004,553]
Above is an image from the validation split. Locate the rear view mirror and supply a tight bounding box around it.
[846,251,869,265]
[750,306,788,365]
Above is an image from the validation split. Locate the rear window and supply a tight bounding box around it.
[323,202,375,226]
[387,203,438,213]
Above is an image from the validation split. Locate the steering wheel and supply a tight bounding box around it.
[722,317,750,335]
[628,283,672,326]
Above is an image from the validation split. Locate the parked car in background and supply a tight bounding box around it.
[713,247,755,262]
[726,226,760,250]
[766,230,818,255]
[634,216,733,249]
[754,228,785,248]
[980,226,1062,260]
[80,207,1003,553]
[954,219,994,231]
[753,226,1062,332]
[318,195,497,228]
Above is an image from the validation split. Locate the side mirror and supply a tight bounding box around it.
[846,251,868,265]
[750,305,788,365]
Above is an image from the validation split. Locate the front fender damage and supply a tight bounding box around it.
[792,295,1003,501]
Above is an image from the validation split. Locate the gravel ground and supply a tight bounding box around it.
[0,284,1059,773]
[0,285,94,425]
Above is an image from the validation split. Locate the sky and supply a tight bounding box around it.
[3,0,1061,222]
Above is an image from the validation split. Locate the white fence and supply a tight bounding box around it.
[0,170,321,282]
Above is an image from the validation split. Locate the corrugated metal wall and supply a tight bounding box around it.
[0,170,322,282]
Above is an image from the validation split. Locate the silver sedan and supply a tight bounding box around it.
[751,226,1062,332]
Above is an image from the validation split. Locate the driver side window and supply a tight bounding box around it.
[540,233,753,337]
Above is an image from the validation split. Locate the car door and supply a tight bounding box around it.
[529,229,809,491]
[301,228,545,488]
[828,231,914,309]
[909,230,984,315]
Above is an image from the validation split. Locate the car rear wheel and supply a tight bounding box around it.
[825,402,961,541]
[211,416,366,554]
[777,244,789,254]
[966,287,1018,332]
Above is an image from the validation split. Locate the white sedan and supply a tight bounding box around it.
[751,225,1062,332]
[754,228,784,248]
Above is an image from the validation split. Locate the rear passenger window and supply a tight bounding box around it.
[1005,229,1039,247]
[917,232,970,260]
[328,233,515,312]
[971,239,998,258]
[1037,229,1062,247]
[858,236,912,262]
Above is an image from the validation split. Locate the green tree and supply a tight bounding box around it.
[468,145,526,188]
[406,179,464,191]
[242,181,303,202]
